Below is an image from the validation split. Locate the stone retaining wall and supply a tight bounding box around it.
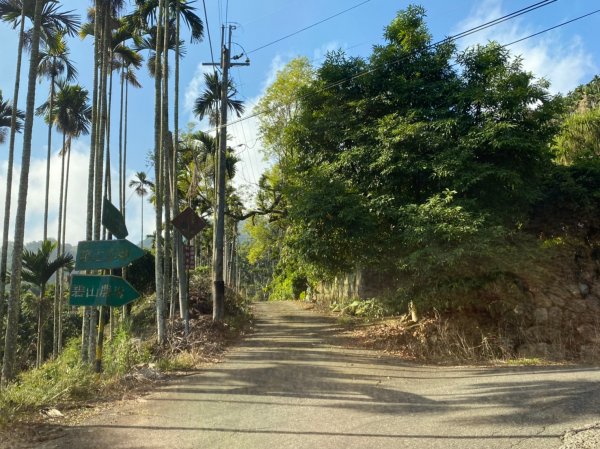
[312,249,600,359]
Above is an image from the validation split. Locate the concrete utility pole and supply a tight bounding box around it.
[203,25,249,321]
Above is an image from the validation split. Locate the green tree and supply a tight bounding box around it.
[1,0,44,387]
[250,6,562,312]
[129,171,154,249]
[256,57,313,165]
[0,0,78,372]
[0,90,23,144]
[553,108,600,165]
[21,240,73,367]
[193,72,245,126]
[38,82,91,356]
[37,31,77,242]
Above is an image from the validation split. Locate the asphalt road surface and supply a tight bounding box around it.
[40,301,600,449]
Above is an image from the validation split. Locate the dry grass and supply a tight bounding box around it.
[343,311,598,365]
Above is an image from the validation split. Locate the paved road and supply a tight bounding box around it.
[43,301,600,449]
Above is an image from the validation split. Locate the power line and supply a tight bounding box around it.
[229,2,559,121]
[504,8,600,47]
[444,0,557,44]
[202,0,217,71]
[204,0,563,134]
[247,0,373,55]
[245,0,556,58]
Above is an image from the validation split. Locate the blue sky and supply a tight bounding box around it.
[0,0,598,245]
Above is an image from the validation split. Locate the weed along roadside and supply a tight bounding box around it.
[0,267,252,441]
[5,301,599,449]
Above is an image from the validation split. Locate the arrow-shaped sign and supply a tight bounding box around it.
[69,274,140,307]
[75,239,144,271]
[102,198,128,239]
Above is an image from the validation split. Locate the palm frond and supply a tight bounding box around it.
[123,68,142,88]
[114,43,143,69]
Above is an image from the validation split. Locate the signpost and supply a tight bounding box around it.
[172,207,206,241]
[70,274,140,307]
[70,204,143,307]
[102,198,128,239]
[75,239,145,271]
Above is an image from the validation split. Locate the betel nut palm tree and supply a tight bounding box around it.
[0,0,78,380]
[0,91,23,341]
[129,171,154,249]
[193,71,244,321]
[193,72,245,127]
[2,0,44,386]
[21,240,73,367]
[125,0,203,342]
[38,81,91,356]
[0,90,24,144]
[37,31,77,242]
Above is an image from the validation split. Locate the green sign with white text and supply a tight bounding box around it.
[75,239,144,271]
[69,274,140,307]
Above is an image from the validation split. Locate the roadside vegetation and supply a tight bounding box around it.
[0,267,251,426]
[240,6,600,364]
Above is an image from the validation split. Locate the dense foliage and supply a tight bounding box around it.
[246,6,600,311]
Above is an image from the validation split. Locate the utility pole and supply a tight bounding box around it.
[203,25,249,321]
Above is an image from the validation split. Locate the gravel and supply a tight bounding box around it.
[560,423,600,449]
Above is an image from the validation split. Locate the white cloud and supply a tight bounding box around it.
[454,0,596,94]
[312,40,341,62]
[227,54,296,202]
[229,43,345,203]
[0,140,156,247]
[182,42,350,207]
[184,63,215,127]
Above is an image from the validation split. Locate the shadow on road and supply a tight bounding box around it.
[44,301,600,449]
[146,302,600,426]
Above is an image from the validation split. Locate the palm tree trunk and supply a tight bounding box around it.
[141,192,144,248]
[94,2,108,242]
[118,66,124,213]
[213,34,230,322]
[91,2,111,369]
[174,0,189,335]
[95,306,105,373]
[0,3,26,348]
[83,0,103,364]
[123,70,129,222]
[59,140,72,353]
[43,74,55,242]
[1,0,44,386]
[36,284,46,368]
[154,0,166,346]
[162,6,173,323]
[53,132,67,358]
[104,60,114,210]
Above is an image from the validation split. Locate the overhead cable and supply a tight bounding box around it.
[247,0,373,55]
[209,1,596,134]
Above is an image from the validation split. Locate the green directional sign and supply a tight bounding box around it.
[69,274,140,307]
[102,198,128,239]
[75,239,144,271]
